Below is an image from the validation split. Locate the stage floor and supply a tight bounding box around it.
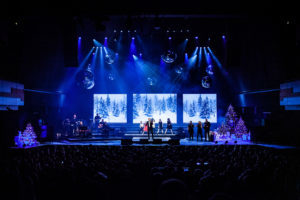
[25,138,296,149]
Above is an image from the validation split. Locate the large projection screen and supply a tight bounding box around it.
[133,94,177,123]
[183,94,217,123]
[94,94,127,123]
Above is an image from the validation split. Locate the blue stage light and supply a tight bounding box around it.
[120,30,123,32]
[139,53,142,56]
[195,36,198,39]
[168,37,172,40]
[128,30,130,32]
[114,30,117,32]
[186,38,188,41]
[222,35,226,39]
[104,37,107,40]
[78,37,81,40]
[132,37,135,40]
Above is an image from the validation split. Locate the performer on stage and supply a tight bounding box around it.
[70,114,78,136]
[204,119,211,141]
[197,121,203,141]
[157,119,163,134]
[188,121,194,140]
[94,113,101,128]
[143,120,148,135]
[139,121,144,134]
[152,118,156,134]
[147,118,154,140]
[165,118,173,134]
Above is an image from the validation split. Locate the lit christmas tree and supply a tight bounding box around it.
[225,104,239,135]
[217,123,229,136]
[16,123,39,147]
[234,117,248,138]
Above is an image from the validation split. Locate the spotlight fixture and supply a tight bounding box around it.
[186,29,190,32]
[222,35,226,39]
[134,30,136,32]
[186,38,188,41]
[128,30,130,32]
[139,53,142,56]
[114,30,117,32]
[167,30,169,32]
[208,38,211,41]
[132,37,135,40]
[78,37,81,39]
[168,37,172,40]
[195,36,198,39]
[120,30,123,32]
[104,37,107,40]
[173,30,176,32]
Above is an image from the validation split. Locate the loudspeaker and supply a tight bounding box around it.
[121,139,133,145]
[168,139,180,145]
[153,139,162,144]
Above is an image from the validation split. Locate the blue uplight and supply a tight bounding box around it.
[222,35,226,39]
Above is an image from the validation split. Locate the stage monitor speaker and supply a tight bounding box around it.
[168,139,180,145]
[140,139,149,144]
[153,139,162,144]
[121,139,133,145]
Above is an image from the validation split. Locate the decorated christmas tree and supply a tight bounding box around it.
[225,104,239,135]
[217,123,229,136]
[234,117,248,138]
[16,123,39,147]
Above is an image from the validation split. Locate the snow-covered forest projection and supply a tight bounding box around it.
[133,94,177,123]
[94,94,127,123]
[183,94,217,123]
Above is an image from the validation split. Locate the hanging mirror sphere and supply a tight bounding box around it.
[201,76,212,88]
[161,50,177,64]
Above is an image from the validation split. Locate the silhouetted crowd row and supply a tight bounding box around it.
[1,145,299,200]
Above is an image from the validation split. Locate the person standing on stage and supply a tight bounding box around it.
[152,118,156,133]
[70,114,78,136]
[94,113,101,128]
[148,118,154,140]
[143,120,148,135]
[165,118,173,134]
[197,121,203,141]
[157,119,163,134]
[204,119,211,141]
[139,121,144,134]
[188,121,194,140]
[145,118,153,140]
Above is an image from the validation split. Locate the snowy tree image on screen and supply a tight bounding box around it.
[133,94,177,123]
[183,94,217,123]
[94,94,127,123]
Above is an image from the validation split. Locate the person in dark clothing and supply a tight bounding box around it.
[204,119,211,141]
[165,118,173,134]
[157,119,163,134]
[197,121,203,141]
[146,118,154,140]
[188,121,194,140]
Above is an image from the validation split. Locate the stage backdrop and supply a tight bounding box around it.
[133,94,177,123]
[93,94,127,123]
[183,94,217,123]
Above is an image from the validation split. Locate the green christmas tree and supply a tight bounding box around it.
[234,117,248,138]
[225,104,239,135]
